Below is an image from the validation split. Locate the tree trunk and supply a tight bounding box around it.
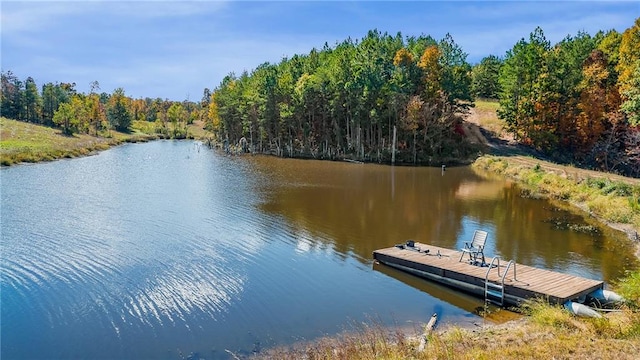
[413,131,417,164]
[392,126,397,165]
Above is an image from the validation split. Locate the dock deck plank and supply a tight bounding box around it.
[373,243,603,305]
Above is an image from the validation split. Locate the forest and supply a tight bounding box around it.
[206,30,476,164]
[2,18,639,175]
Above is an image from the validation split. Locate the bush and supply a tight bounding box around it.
[616,270,640,308]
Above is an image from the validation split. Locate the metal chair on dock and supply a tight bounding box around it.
[459,230,488,266]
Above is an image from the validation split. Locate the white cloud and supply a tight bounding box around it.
[1,2,85,34]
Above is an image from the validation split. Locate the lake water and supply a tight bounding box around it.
[1,140,637,359]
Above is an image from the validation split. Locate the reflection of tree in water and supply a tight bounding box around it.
[256,160,473,259]
[251,156,637,282]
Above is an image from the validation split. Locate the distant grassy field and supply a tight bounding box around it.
[0,118,156,166]
[0,118,215,166]
[186,120,212,139]
[130,119,212,140]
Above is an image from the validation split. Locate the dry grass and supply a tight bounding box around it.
[254,283,640,360]
[187,119,213,139]
[254,309,640,360]
[469,99,505,138]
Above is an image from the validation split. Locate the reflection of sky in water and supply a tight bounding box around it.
[295,233,313,253]
[1,142,268,358]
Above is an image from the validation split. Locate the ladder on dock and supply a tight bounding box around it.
[484,257,518,306]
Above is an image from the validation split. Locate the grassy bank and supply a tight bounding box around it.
[0,118,212,166]
[256,272,640,359]
[467,99,640,240]
[0,117,155,166]
[473,155,640,240]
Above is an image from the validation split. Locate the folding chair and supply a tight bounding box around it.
[459,230,488,266]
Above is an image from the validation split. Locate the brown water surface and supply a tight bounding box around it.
[250,155,637,283]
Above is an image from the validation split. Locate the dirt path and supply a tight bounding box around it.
[463,107,640,186]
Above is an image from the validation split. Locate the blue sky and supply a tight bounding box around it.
[2,1,638,101]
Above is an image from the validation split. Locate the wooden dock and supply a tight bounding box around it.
[373,242,603,306]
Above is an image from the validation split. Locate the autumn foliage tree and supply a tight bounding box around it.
[618,18,640,126]
[418,45,442,101]
[497,18,640,176]
[575,50,621,152]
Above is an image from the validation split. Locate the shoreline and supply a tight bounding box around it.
[0,118,186,167]
[4,119,638,257]
[4,119,638,254]
[472,155,640,262]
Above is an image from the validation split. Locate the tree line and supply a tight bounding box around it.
[2,18,638,174]
[0,74,203,139]
[205,19,639,174]
[206,30,476,164]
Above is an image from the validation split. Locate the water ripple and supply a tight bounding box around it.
[4,141,580,359]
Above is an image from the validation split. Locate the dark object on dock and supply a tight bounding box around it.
[373,242,603,307]
[396,240,423,252]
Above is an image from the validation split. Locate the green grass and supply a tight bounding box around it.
[616,270,640,308]
[1,118,215,166]
[130,120,158,135]
[474,99,500,111]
